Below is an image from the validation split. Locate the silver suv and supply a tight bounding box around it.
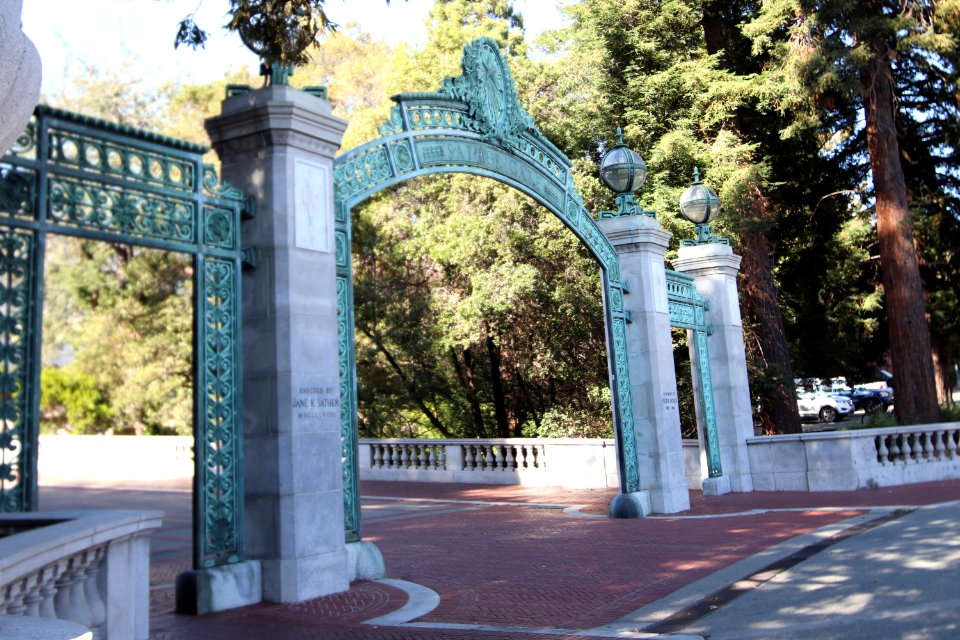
[797,392,855,422]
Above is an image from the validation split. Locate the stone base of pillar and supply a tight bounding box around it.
[346,540,386,581]
[702,475,731,496]
[610,490,652,518]
[175,560,263,615]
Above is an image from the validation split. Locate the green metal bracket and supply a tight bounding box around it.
[680,223,730,246]
[598,193,656,219]
[226,85,253,98]
[303,86,328,100]
[241,247,258,269]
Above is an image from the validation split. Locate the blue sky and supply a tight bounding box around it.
[22,0,568,97]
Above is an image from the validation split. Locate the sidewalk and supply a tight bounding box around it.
[39,479,960,639]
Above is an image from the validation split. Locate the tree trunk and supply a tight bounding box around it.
[860,43,940,425]
[738,190,802,435]
[486,334,510,438]
[450,347,487,436]
[361,327,453,437]
[931,339,952,407]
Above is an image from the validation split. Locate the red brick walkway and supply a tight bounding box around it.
[53,479,960,639]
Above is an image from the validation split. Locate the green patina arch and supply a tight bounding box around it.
[0,106,250,569]
[666,270,722,479]
[334,38,641,539]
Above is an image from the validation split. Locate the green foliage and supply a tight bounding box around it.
[176,1,337,66]
[528,386,613,439]
[41,236,194,436]
[39,366,113,434]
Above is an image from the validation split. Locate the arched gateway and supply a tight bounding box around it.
[333,38,642,538]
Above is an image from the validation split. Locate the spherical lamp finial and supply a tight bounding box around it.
[599,128,648,195]
[678,166,721,225]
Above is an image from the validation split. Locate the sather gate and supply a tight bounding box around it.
[333,37,723,538]
[0,106,249,570]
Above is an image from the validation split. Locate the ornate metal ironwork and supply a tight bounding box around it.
[0,106,249,570]
[666,269,722,478]
[0,228,37,512]
[334,37,641,538]
[196,257,244,567]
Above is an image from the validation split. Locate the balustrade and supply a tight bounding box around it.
[358,438,616,488]
[875,424,960,464]
[0,510,161,640]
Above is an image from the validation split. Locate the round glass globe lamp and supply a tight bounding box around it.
[599,131,647,195]
[679,169,721,224]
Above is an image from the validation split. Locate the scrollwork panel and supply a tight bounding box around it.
[0,228,37,513]
[196,257,243,567]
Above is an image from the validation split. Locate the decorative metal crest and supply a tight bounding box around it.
[437,37,535,148]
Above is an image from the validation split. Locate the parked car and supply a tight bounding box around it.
[797,391,855,422]
[834,387,893,414]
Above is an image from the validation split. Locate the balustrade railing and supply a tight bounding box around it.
[0,510,161,640]
[874,424,960,464]
[360,438,616,488]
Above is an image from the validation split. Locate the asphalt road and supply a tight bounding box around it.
[668,501,960,639]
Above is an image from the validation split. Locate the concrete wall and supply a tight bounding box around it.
[38,435,193,487]
[746,423,960,491]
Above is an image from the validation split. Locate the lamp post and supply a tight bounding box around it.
[598,128,653,219]
[678,167,728,245]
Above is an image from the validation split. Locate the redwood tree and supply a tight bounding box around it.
[747,0,947,424]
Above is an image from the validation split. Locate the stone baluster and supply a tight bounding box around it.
[53,559,75,623]
[505,445,516,470]
[3,581,26,616]
[438,445,447,470]
[390,444,401,468]
[464,445,475,470]
[951,429,960,457]
[921,431,932,459]
[22,574,43,617]
[904,434,915,461]
[516,445,528,469]
[491,445,502,470]
[67,556,93,629]
[889,434,901,461]
[877,435,889,463]
[373,444,383,468]
[38,568,59,620]
[83,549,106,639]
[931,429,943,459]
[538,444,546,470]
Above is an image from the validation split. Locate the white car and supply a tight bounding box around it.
[797,392,855,422]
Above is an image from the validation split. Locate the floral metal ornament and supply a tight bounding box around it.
[438,38,536,148]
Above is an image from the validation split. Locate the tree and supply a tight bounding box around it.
[539,0,813,433]
[747,0,953,424]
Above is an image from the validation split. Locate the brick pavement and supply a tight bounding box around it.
[40,479,960,639]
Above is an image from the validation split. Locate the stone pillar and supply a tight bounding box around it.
[673,242,754,492]
[205,86,358,603]
[598,215,690,514]
[0,0,42,155]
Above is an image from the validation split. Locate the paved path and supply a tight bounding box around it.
[38,479,960,639]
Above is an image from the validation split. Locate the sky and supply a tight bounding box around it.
[21,0,569,98]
